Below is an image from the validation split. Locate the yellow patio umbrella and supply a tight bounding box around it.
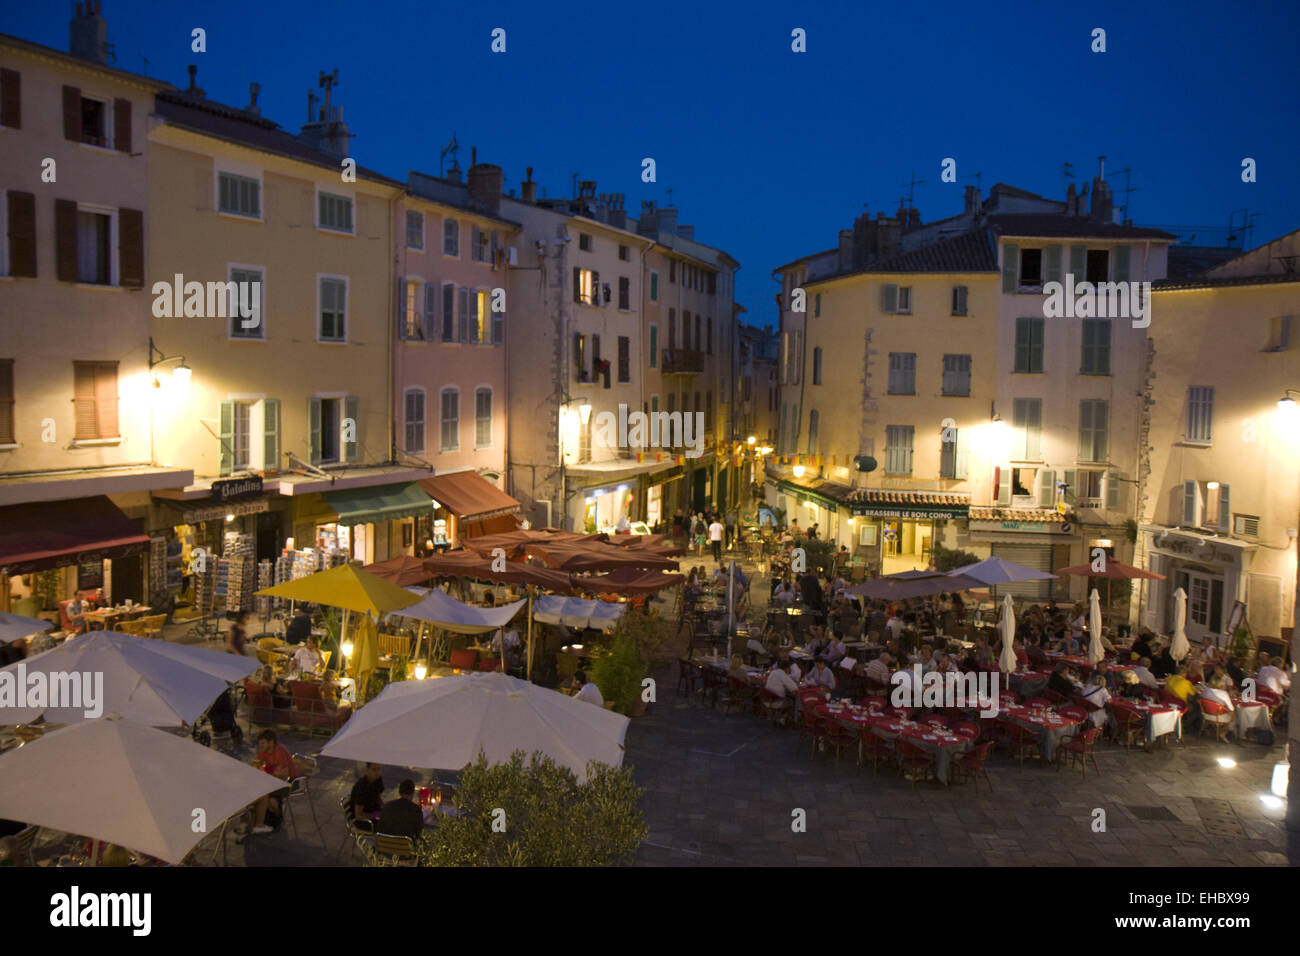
[255,563,423,617]
[348,612,380,699]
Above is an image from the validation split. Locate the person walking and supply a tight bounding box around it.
[708,515,725,564]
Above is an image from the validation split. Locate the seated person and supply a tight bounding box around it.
[248,730,298,835]
[917,644,936,675]
[65,596,87,632]
[764,660,799,699]
[1131,630,1155,662]
[1098,627,1118,654]
[1164,667,1197,704]
[1198,674,1235,711]
[1256,652,1291,696]
[1078,675,1111,728]
[1129,657,1159,688]
[823,634,847,664]
[1047,662,1079,699]
[1150,642,1178,680]
[347,762,386,830]
[571,670,604,707]
[1025,636,1048,667]
[727,654,751,683]
[1118,670,1146,699]
[865,651,893,687]
[376,779,425,842]
[490,622,523,668]
[771,577,797,606]
[284,608,312,645]
[803,658,837,691]
[1225,656,1246,689]
[290,635,325,678]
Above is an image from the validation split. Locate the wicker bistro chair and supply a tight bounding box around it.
[1056,726,1102,777]
[950,740,993,793]
[369,833,419,866]
[896,737,937,789]
[1198,698,1234,743]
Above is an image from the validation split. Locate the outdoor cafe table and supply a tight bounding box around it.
[1008,669,1051,698]
[83,604,151,630]
[1001,705,1084,761]
[1112,699,1182,745]
[1230,696,1271,738]
[856,712,974,785]
[1043,651,1094,673]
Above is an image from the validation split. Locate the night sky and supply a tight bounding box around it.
[5,0,1298,321]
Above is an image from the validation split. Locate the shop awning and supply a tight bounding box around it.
[322,482,433,527]
[0,496,150,575]
[774,479,841,514]
[417,471,521,523]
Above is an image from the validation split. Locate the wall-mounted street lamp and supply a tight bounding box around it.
[148,337,191,386]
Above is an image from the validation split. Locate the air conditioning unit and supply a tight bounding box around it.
[507,246,518,265]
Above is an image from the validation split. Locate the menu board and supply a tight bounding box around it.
[77,559,104,590]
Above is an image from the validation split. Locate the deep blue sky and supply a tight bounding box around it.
[6,0,1298,324]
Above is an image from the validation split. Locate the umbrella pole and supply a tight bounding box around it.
[527,591,535,683]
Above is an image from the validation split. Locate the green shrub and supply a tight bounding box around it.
[590,634,645,715]
[932,543,980,572]
[417,751,647,867]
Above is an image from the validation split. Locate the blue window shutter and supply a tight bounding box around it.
[1113,245,1130,282]
[263,398,279,472]
[1002,244,1018,293]
[308,397,322,466]
[344,396,359,462]
[218,401,233,476]
[1045,245,1062,285]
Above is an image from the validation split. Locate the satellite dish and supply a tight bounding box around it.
[854,455,878,473]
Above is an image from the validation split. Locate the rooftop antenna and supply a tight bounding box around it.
[972,170,983,194]
[900,169,924,207]
[1063,161,1075,197]
[317,68,339,121]
[1110,166,1137,222]
[138,52,151,77]
[664,186,674,207]
[571,172,579,198]
[1244,210,1262,249]
[439,133,459,177]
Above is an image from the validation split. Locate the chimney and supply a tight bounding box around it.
[838,229,854,272]
[963,185,981,217]
[907,207,921,231]
[246,82,261,115]
[1065,182,1077,216]
[520,167,537,204]
[1089,176,1113,223]
[298,70,349,159]
[70,0,109,65]
[637,200,658,238]
[467,163,504,216]
[678,224,695,240]
[608,193,627,230]
[185,64,205,98]
[656,205,678,239]
[446,158,462,183]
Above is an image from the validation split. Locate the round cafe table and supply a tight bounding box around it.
[1110,699,1182,745]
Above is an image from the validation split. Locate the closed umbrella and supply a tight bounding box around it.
[1087,589,1105,665]
[0,612,53,645]
[1171,587,1190,661]
[0,631,253,727]
[0,714,280,864]
[998,594,1017,674]
[321,670,629,782]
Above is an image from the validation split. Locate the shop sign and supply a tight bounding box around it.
[211,477,263,502]
[1148,533,1241,565]
[852,505,967,520]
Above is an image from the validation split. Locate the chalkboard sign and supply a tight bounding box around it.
[77,559,104,590]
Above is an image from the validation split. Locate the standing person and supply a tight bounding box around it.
[227,612,248,657]
[807,523,819,540]
[708,515,725,564]
[724,509,737,549]
[672,509,685,544]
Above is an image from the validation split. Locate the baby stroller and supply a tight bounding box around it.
[192,686,244,751]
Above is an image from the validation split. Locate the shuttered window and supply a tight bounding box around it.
[1013,397,1042,459]
[320,277,346,342]
[404,389,425,453]
[0,69,20,129]
[951,285,968,315]
[1187,386,1214,443]
[618,276,630,310]
[73,361,118,440]
[617,336,630,383]
[230,268,263,338]
[442,283,456,341]
[940,428,968,479]
[0,359,13,444]
[318,192,353,233]
[405,210,423,249]
[76,210,111,284]
[6,191,36,277]
[1014,317,1044,373]
[812,347,823,385]
[807,410,819,456]
[649,271,659,301]
[218,173,260,218]
[475,388,492,448]
[941,354,971,396]
[440,389,459,451]
[649,325,658,369]
[443,218,459,255]
[1078,399,1109,462]
[887,352,915,394]
[884,425,913,475]
[1080,319,1111,375]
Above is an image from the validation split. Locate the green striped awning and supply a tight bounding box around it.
[774,479,840,514]
[322,482,434,527]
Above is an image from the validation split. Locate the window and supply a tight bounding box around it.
[490,292,504,346]
[443,218,459,255]
[880,284,911,314]
[618,276,630,310]
[73,361,118,440]
[574,334,588,381]
[578,233,592,252]
[440,284,457,341]
[812,347,823,385]
[231,401,253,469]
[707,317,713,354]
[317,397,341,463]
[229,267,264,338]
[404,389,425,453]
[1014,317,1044,373]
[470,289,491,344]
[0,359,13,444]
[649,271,659,301]
[649,325,658,368]
[318,192,353,233]
[617,336,630,383]
[708,272,717,295]
[669,260,676,283]
[1012,467,1036,497]
[79,95,107,146]
[1077,470,1103,499]
[939,428,968,480]
[475,388,492,447]
[1019,248,1043,288]
[218,172,260,218]
[941,354,971,396]
[440,389,459,450]
[951,285,968,316]
[1266,315,1293,351]
[405,210,424,249]
[1078,399,1109,462]
[471,225,494,263]
[807,410,819,455]
[1182,480,1230,531]
[76,210,111,284]
[1013,397,1042,459]
[888,353,916,395]
[814,293,821,317]
[618,244,629,261]
[884,425,914,475]
[1186,386,1214,443]
[1085,249,1109,283]
[573,268,597,305]
[319,277,346,342]
[1080,319,1111,375]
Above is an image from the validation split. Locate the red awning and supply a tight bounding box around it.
[420,550,574,592]
[0,496,150,575]
[574,567,686,596]
[417,471,521,527]
[525,541,680,573]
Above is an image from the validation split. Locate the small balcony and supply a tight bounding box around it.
[661,348,704,375]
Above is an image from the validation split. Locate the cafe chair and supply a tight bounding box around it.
[676,658,699,697]
[1001,720,1041,771]
[1056,726,1101,778]
[1058,705,1089,725]
[721,676,754,716]
[896,738,937,789]
[799,709,828,757]
[369,833,419,867]
[821,718,858,767]
[761,688,792,728]
[336,795,373,863]
[1198,698,1234,744]
[1042,689,1069,705]
[284,754,325,849]
[951,741,993,792]
[1108,703,1145,751]
[860,732,895,776]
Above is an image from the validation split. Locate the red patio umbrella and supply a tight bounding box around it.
[420,550,575,592]
[1056,559,1165,622]
[363,555,437,587]
[525,542,680,573]
[573,567,687,596]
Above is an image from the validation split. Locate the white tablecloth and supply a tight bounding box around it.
[1146,708,1181,742]
[1235,703,1270,737]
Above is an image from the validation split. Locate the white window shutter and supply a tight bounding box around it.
[1037,469,1056,507]
[996,467,1010,506]
[881,284,898,314]
[1182,479,1199,526]
[954,429,968,479]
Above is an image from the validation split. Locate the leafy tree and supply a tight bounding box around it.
[931,543,980,572]
[418,751,647,866]
[590,634,646,714]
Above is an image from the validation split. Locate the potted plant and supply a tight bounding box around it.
[590,634,647,716]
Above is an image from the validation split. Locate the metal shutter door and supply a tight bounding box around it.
[990,543,1053,600]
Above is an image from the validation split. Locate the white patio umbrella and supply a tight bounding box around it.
[0,714,281,864]
[0,630,254,727]
[321,670,629,782]
[1087,589,1105,664]
[1171,587,1190,661]
[0,613,53,645]
[998,594,1018,674]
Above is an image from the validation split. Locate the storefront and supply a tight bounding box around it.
[644,465,683,529]
[316,482,436,564]
[418,470,522,545]
[968,510,1076,601]
[1142,528,1253,647]
[852,501,970,576]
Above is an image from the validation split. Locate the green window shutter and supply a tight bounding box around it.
[1217,484,1230,531]
[1069,244,1085,280]
[881,284,898,313]
[1105,470,1121,510]
[1078,400,1093,459]
[308,397,322,465]
[650,272,658,300]
[1081,319,1095,372]
[573,267,581,303]
[263,399,279,472]
[1113,245,1130,282]
[1037,468,1056,508]
[1063,469,1077,506]
[1182,479,1198,526]
[1031,318,1044,372]
[996,467,1010,505]
[1095,401,1108,459]
[218,401,234,477]
[1025,399,1041,459]
[954,429,969,479]
[1045,245,1062,285]
[344,396,360,462]
[649,325,658,367]
[1002,244,1019,293]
